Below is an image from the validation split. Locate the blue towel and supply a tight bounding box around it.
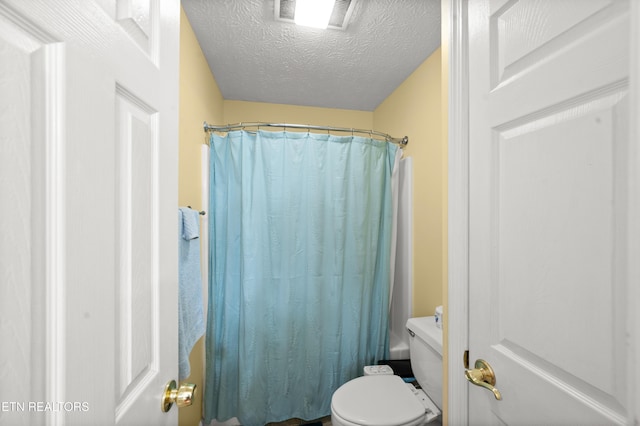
[182,208,200,240]
[178,207,206,380]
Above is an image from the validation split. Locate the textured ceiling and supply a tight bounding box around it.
[182,0,441,111]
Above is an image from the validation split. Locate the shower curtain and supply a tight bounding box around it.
[204,130,400,425]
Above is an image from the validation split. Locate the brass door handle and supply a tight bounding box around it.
[161,380,197,412]
[465,359,502,400]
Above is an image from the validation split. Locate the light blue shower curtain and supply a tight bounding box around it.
[204,130,399,425]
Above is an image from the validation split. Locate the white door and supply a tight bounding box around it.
[0,0,179,425]
[466,0,637,424]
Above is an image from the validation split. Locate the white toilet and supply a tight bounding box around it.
[330,316,442,426]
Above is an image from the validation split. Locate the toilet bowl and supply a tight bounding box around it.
[331,316,442,426]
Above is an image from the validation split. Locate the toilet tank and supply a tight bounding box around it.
[406,316,443,409]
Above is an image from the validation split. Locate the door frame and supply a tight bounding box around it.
[629,0,640,418]
[445,0,470,423]
[445,0,640,423]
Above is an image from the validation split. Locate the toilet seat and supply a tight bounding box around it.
[331,375,427,426]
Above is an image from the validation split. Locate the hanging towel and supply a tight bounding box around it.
[178,207,206,380]
[182,207,200,240]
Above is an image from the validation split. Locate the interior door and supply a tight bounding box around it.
[467,0,635,424]
[0,0,179,425]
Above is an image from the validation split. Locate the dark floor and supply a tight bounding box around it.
[265,416,331,426]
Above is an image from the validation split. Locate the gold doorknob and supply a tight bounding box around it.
[161,380,197,412]
[465,359,502,400]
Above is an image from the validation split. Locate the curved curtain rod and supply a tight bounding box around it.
[203,121,409,147]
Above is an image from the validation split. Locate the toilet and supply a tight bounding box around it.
[331,316,443,426]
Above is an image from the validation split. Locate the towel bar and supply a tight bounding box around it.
[187,206,206,216]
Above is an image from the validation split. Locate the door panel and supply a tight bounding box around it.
[496,92,627,395]
[491,0,620,89]
[469,0,632,424]
[116,0,156,58]
[115,86,162,422]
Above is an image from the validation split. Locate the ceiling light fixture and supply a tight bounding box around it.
[294,0,335,29]
[275,0,357,31]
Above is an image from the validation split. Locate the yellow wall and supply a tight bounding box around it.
[178,6,223,426]
[179,7,224,210]
[373,48,443,318]
[374,49,446,420]
[223,100,373,130]
[374,46,446,423]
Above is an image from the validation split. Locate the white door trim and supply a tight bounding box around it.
[445,0,470,424]
[629,1,640,421]
[42,42,67,426]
